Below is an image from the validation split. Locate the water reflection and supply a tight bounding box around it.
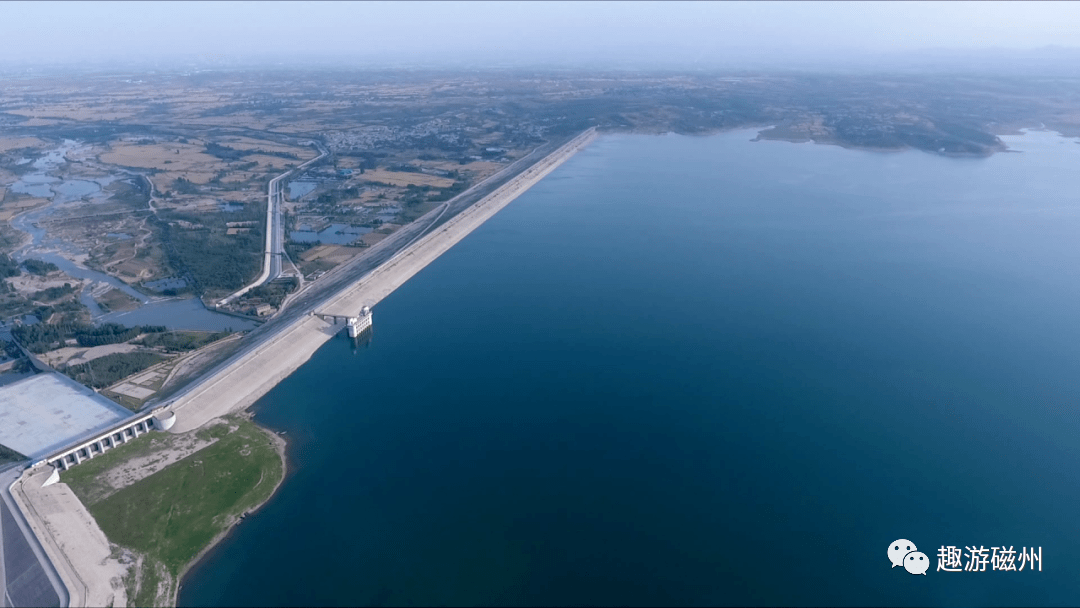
[349,327,373,353]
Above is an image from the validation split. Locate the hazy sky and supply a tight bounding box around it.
[4,1,1080,67]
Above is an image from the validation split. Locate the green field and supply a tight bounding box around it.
[63,417,285,607]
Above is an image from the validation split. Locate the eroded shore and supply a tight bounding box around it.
[169,415,288,607]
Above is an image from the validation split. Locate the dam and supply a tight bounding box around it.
[0,129,597,608]
[164,128,597,434]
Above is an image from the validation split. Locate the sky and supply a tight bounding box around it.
[3,1,1080,68]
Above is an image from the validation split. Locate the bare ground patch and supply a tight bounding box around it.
[0,135,45,152]
[40,342,142,369]
[362,168,455,188]
[64,420,227,506]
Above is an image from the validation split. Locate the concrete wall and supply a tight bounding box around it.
[8,467,128,608]
[45,411,162,472]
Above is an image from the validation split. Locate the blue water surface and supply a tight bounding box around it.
[179,129,1080,607]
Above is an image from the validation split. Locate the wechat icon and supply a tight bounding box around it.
[889,539,929,575]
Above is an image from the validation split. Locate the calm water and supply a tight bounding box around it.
[288,180,318,199]
[180,129,1080,606]
[98,297,258,332]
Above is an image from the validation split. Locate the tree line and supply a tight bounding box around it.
[0,255,61,278]
[64,351,164,389]
[0,254,20,278]
[22,259,59,276]
[31,283,75,301]
[137,330,231,353]
[12,322,166,353]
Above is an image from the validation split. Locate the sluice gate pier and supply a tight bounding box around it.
[313,305,373,339]
[43,410,177,476]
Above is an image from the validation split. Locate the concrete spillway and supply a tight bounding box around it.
[166,129,597,433]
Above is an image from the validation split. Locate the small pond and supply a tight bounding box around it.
[52,179,100,201]
[288,181,317,199]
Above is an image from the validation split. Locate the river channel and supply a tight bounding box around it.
[7,141,257,331]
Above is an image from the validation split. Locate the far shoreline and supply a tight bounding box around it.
[612,122,1045,158]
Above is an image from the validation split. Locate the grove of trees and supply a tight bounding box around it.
[12,322,166,353]
[64,351,164,389]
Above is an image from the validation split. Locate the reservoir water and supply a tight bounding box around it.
[179,129,1080,606]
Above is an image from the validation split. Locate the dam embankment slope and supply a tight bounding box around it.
[166,129,596,434]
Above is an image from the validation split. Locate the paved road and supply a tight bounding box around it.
[160,134,573,409]
[267,142,327,284]
[269,177,282,279]
[0,467,63,608]
[222,142,328,305]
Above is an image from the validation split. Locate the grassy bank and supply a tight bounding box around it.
[63,416,286,607]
